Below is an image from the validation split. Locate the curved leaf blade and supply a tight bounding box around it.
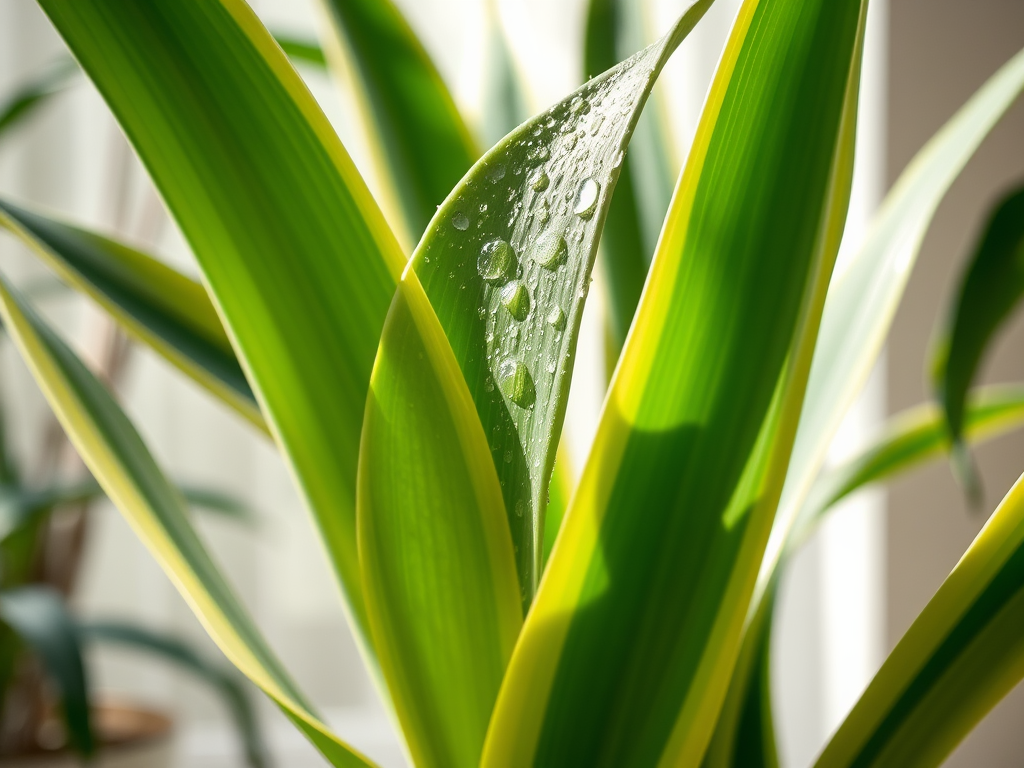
[0,199,263,431]
[709,387,1024,768]
[0,586,93,757]
[404,0,714,606]
[480,0,531,149]
[36,0,406,655]
[82,620,269,768]
[584,0,676,358]
[274,34,327,68]
[319,0,480,242]
[484,0,868,764]
[0,275,372,768]
[816,470,1024,768]
[767,46,1024,592]
[798,384,1024,545]
[932,184,1024,465]
[359,275,522,768]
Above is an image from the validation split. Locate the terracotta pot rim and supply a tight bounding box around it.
[2,699,173,759]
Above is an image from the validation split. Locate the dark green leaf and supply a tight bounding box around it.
[0,273,371,766]
[0,199,264,431]
[273,34,326,68]
[82,620,270,768]
[36,0,407,663]
[403,0,714,604]
[584,0,675,357]
[0,586,93,757]
[319,0,480,240]
[932,183,1024,491]
[484,0,869,763]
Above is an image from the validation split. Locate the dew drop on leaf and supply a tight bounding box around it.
[452,211,470,230]
[546,306,566,330]
[477,238,518,283]
[497,358,536,409]
[530,169,550,191]
[575,178,600,219]
[532,233,567,270]
[501,281,531,321]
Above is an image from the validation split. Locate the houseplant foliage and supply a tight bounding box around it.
[0,0,1023,765]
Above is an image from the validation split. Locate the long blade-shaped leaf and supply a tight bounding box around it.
[766,47,1024,591]
[798,384,1024,544]
[480,0,531,149]
[816,470,1024,768]
[713,53,1024,768]
[359,274,522,768]
[585,0,676,358]
[400,0,715,605]
[0,199,263,431]
[932,184,1024,458]
[318,0,480,243]
[0,275,372,768]
[81,620,269,768]
[0,586,92,757]
[484,0,869,764]
[708,384,1024,768]
[36,0,405,655]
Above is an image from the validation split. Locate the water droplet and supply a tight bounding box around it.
[612,150,624,169]
[501,281,531,321]
[477,306,487,319]
[574,178,600,219]
[497,359,536,409]
[546,360,557,374]
[530,169,550,191]
[539,198,550,225]
[547,306,566,330]
[452,211,470,230]
[479,203,488,213]
[504,450,513,464]
[487,164,507,182]
[570,96,590,115]
[477,238,518,283]
[514,500,525,518]
[484,375,495,392]
[532,233,567,270]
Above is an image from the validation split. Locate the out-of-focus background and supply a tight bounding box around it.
[0,0,1020,765]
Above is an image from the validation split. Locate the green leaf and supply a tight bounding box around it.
[483,0,869,764]
[0,274,373,768]
[319,0,480,243]
[36,0,406,659]
[768,46,1024,589]
[480,0,530,148]
[81,620,270,768]
[708,384,1024,768]
[0,586,93,757]
[798,384,1024,546]
[816,470,1024,768]
[0,56,77,140]
[0,199,264,432]
[701,591,778,768]
[0,480,103,541]
[711,50,1024,768]
[401,0,715,608]
[931,183,1024,486]
[584,0,676,358]
[359,274,522,768]
[0,478,255,545]
[273,33,327,68]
